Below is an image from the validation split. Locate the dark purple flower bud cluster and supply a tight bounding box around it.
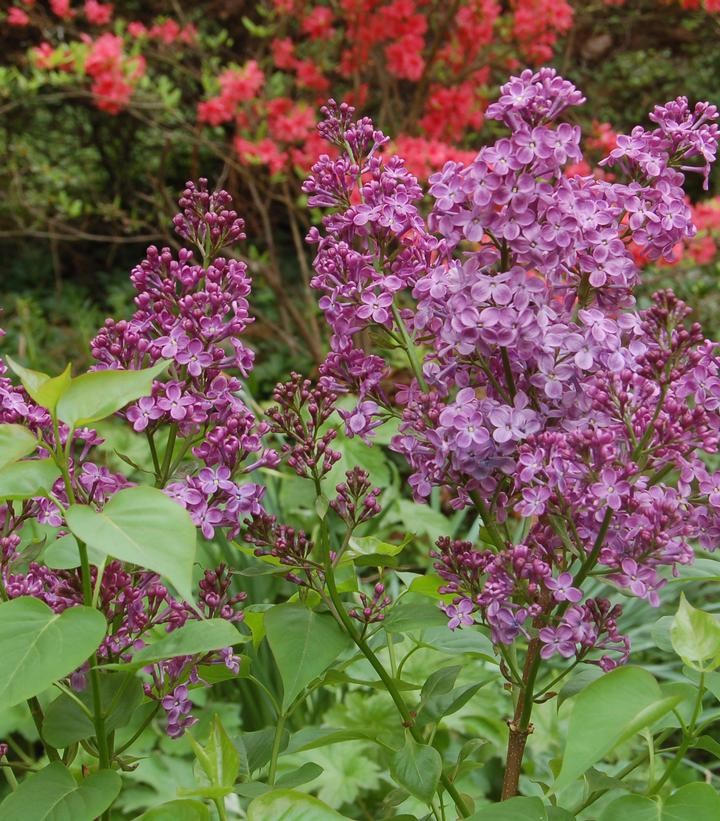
[243,510,316,586]
[197,564,247,619]
[330,467,382,527]
[306,68,720,669]
[267,372,341,481]
[172,178,247,257]
[0,534,20,565]
[348,582,392,625]
[3,560,82,612]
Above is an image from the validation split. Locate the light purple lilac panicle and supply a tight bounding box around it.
[305,68,720,670]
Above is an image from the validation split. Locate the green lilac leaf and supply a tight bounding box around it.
[188,714,241,790]
[6,358,72,414]
[0,458,61,501]
[56,360,168,427]
[246,788,352,820]
[0,762,120,821]
[65,485,196,601]
[554,666,683,792]
[466,796,548,820]
[389,734,442,803]
[0,423,38,470]
[264,603,353,710]
[600,782,720,820]
[671,593,720,671]
[0,597,106,707]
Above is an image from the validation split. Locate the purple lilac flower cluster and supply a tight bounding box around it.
[92,179,278,538]
[602,96,718,191]
[304,101,441,434]
[305,68,720,669]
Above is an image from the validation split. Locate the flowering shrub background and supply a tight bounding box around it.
[0,3,720,821]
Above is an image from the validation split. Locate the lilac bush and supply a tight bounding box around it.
[302,67,720,800]
[0,67,719,820]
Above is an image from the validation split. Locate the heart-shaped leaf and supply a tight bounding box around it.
[247,789,352,820]
[265,603,352,710]
[0,597,106,707]
[0,424,38,470]
[389,734,442,803]
[57,360,168,427]
[382,599,449,633]
[554,666,682,792]
[671,594,720,671]
[66,485,196,601]
[0,762,120,821]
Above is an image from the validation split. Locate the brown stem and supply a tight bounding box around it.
[501,638,541,800]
